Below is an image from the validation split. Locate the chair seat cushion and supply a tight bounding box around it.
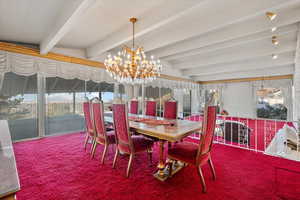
[168,141,210,165]
[96,130,116,144]
[105,124,114,131]
[106,127,114,132]
[107,131,116,144]
[132,135,153,153]
[168,141,198,164]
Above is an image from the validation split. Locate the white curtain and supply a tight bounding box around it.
[201,83,226,109]
[0,50,114,83]
[191,88,202,114]
[0,50,199,90]
[145,78,199,90]
[173,89,184,116]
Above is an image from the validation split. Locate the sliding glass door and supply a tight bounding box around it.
[45,77,86,135]
[0,72,38,141]
[44,78,115,136]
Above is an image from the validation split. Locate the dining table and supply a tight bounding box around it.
[104,112,202,181]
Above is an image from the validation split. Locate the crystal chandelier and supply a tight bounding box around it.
[104,17,162,84]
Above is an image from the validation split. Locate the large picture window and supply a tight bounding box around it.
[182,89,191,117]
[45,78,86,135]
[0,72,38,141]
[45,78,115,136]
[256,88,287,120]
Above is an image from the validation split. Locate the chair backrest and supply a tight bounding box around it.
[145,101,156,116]
[92,99,107,144]
[129,100,139,115]
[164,101,177,119]
[197,106,217,163]
[112,103,133,154]
[83,101,94,136]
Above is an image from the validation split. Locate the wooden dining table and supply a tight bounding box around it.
[104,112,202,181]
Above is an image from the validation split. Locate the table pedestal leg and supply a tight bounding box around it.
[153,140,187,181]
[153,140,169,181]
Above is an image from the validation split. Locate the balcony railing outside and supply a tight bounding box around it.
[185,114,300,162]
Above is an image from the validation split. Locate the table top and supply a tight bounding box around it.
[0,120,20,198]
[104,113,201,142]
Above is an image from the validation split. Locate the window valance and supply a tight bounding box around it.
[0,50,199,90]
[0,50,114,83]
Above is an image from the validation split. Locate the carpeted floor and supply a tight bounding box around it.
[14,132,300,200]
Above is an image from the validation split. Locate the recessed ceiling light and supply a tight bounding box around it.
[266,12,277,21]
[271,27,277,32]
[272,54,278,59]
[272,36,279,45]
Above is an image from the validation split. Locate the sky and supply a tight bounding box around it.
[11,92,114,103]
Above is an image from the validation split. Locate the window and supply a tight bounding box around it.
[204,89,221,113]
[0,72,116,140]
[86,81,114,111]
[256,88,287,120]
[0,73,38,141]
[182,89,192,117]
[45,78,86,135]
[143,86,172,117]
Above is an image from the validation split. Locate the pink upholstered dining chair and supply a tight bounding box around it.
[112,103,154,177]
[167,106,217,193]
[164,100,177,119]
[145,100,156,117]
[91,99,116,163]
[129,100,139,115]
[83,99,96,152]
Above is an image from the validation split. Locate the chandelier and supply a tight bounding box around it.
[104,17,162,84]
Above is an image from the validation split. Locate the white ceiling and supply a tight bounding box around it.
[0,0,73,44]
[59,0,167,48]
[0,0,300,81]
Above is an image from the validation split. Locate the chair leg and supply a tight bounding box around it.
[208,158,216,180]
[168,159,173,177]
[168,142,172,149]
[91,142,97,158]
[101,144,108,164]
[112,148,119,168]
[147,149,152,165]
[126,154,134,178]
[197,166,207,193]
[90,138,95,153]
[83,134,89,149]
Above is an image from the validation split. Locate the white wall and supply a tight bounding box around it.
[222,82,255,118]
[51,47,86,58]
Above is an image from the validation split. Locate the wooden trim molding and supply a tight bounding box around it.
[198,74,293,85]
[159,74,196,83]
[0,42,197,84]
[0,194,16,200]
[0,42,105,69]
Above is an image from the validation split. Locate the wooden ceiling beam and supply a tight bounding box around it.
[40,0,97,54]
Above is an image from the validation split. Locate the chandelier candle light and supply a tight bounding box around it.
[104,17,162,84]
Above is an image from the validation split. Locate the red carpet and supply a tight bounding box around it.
[14,132,300,200]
